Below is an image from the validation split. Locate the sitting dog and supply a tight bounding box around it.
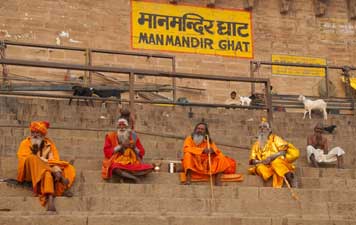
[69,86,94,106]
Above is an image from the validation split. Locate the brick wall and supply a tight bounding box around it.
[1,0,356,102]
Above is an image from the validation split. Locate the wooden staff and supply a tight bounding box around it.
[283,176,299,201]
[206,135,215,201]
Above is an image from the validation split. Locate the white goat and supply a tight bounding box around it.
[239,96,252,106]
[298,95,327,120]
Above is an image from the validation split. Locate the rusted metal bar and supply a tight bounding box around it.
[3,40,175,59]
[87,49,92,85]
[129,72,135,113]
[325,66,329,97]
[0,58,269,83]
[250,61,255,96]
[172,56,177,102]
[0,91,268,110]
[0,41,8,86]
[265,80,273,123]
[84,48,90,87]
[251,60,356,70]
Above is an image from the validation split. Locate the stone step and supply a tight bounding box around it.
[1,155,354,175]
[1,195,355,220]
[3,167,356,190]
[0,213,354,225]
[2,182,356,204]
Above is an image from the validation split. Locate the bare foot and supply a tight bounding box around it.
[132,176,141,184]
[47,196,56,212]
[63,190,73,197]
[183,181,191,185]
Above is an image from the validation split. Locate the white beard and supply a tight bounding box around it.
[193,134,204,145]
[118,129,131,144]
[257,131,269,148]
[31,137,43,147]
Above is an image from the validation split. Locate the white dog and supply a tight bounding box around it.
[298,95,327,120]
[240,96,252,106]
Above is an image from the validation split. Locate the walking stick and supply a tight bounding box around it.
[206,135,215,201]
[283,176,299,201]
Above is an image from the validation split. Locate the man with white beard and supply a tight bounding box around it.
[248,118,300,188]
[17,121,76,211]
[102,118,153,182]
[181,122,242,185]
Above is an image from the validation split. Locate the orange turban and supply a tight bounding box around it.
[29,121,50,136]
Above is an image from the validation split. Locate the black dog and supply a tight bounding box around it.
[69,86,94,106]
[92,89,121,99]
[323,125,337,134]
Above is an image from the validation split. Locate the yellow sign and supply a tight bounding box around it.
[272,55,326,77]
[131,1,253,58]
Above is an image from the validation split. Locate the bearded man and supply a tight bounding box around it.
[181,122,241,186]
[102,118,153,183]
[248,118,300,188]
[307,123,345,168]
[17,121,76,211]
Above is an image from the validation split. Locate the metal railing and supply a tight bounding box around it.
[0,57,273,122]
[0,40,177,100]
[250,60,356,111]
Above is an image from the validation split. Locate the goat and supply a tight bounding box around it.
[69,86,94,106]
[239,96,252,106]
[298,95,327,120]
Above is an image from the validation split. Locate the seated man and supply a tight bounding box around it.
[307,123,345,168]
[102,118,153,182]
[17,121,76,211]
[248,118,300,188]
[181,122,242,186]
[225,91,240,106]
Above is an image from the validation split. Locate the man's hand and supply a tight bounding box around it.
[31,145,39,155]
[122,140,131,149]
[113,145,123,154]
[262,157,272,165]
[129,142,135,149]
[203,148,214,154]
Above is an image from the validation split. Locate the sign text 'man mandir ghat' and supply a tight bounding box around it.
[137,13,250,52]
[131,1,253,58]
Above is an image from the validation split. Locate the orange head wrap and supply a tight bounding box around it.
[29,121,50,136]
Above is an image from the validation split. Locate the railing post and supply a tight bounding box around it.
[0,41,8,87]
[129,72,135,114]
[84,48,91,87]
[250,61,255,96]
[172,56,176,102]
[325,66,329,97]
[265,80,273,124]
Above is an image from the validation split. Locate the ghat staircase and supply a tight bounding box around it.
[0,96,356,225]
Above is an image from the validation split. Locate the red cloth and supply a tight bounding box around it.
[103,132,153,178]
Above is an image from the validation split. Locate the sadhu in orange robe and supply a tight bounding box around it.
[248,134,299,188]
[181,136,243,182]
[102,131,153,179]
[17,137,76,206]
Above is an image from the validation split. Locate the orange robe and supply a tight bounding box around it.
[181,136,243,182]
[102,132,153,179]
[17,137,76,206]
